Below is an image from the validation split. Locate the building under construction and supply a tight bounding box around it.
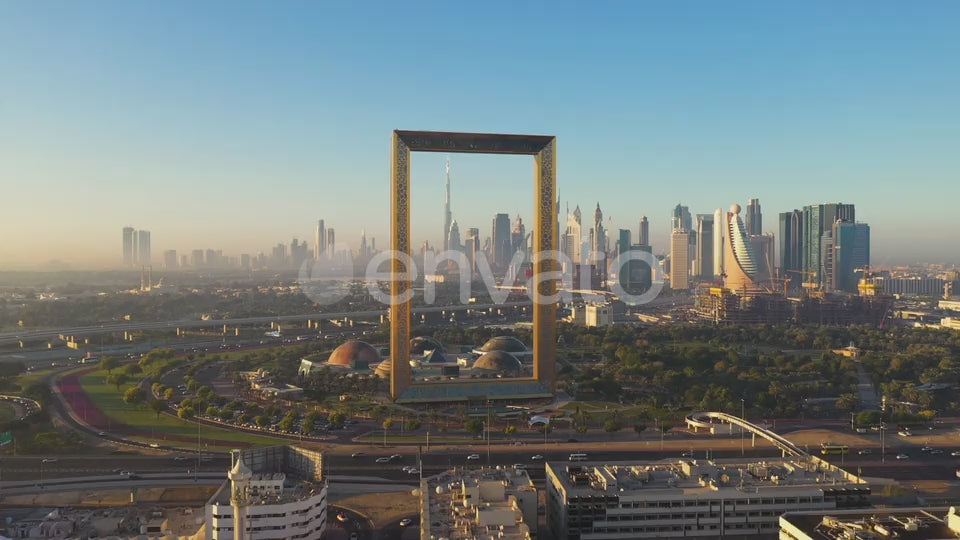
[695,286,894,326]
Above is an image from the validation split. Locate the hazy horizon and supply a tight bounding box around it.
[2,2,959,270]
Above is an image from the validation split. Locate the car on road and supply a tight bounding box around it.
[466,454,480,461]
[351,452,365,458]
[921,446,933,452]
[513,464,526,470]
[951,450,960,457]
[336,512,348,523]
[149,443,160,448]
[349,533,358,540]
[399,518,413,527]
[406,468,419,475]
[97,432,106,437]
[857,449,873,455]
[896,453,910,460]
[930,449,944,455]
[173,456,189,461]
[898,431,911,437]
[389,454,402,461]
[375,457,391,464]
[680,451,693,457]
[531,455,544,461]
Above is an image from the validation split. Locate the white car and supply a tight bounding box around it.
[406,468,420,475]
[513,463,526,470]
[950,450,960,457]
[375,457,391,464]
[896,453,910,460]
[400,518,413,527]
[466,454,480,461]
[531,455,544,461]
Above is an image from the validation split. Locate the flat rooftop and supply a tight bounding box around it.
[781,507,959,539]
[548,458,867,499]
[424,466,535,540]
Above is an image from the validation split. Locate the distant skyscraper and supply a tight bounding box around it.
[722,204,759,292]
[492,213,512,267]
[745,198,762,236]
[778,210,803,279]
[638,216,649,246]
[511,216,526,255]
[617,229,631,258]
[122,227,135,267]
[671,204,692,232]
[240,253,251,269]
[749,233,775,284]
[191,249,204,267]
[802,203,855,286]
[326,229,335,259]
[670,230,690,290]
[565,205,582,265]
[179,254,189,268]
[442,159,452,251]
[592,203,605,254]
[465,227,479,273]
[360,229,368,257]
[162,249,177,270]
[828,221,870,293]
[448,220,461,252]
[137,230,151,265]
[315,219,326,259]
[713,208,724,278]
[695,214,715,281]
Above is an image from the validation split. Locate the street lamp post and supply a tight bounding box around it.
[40,458,57,488]
[740,398,747,456]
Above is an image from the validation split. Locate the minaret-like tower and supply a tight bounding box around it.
[442,159,452,251]
[229,449,252,540]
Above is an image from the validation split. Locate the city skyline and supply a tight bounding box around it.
[2,2,959,269]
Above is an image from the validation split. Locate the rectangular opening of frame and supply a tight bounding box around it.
[389,130,557,403]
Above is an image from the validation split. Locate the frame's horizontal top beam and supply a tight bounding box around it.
[395,130,554,155]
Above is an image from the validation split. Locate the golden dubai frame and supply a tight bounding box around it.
[389,130,557,403]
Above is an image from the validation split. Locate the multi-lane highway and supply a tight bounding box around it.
[0,302,534,346]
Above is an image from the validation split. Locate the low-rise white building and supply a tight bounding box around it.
[780,507,960,539]
[205,446,327,540]
[546,458,870,540]
[421,466,537,540]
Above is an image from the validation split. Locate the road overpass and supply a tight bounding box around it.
[685,411,806,457]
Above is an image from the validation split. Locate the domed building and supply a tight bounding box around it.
[472,351,523,375]
[410,336,445,355]
[472,336,531,359]
[327,340,381,370]
[373,358,392,379]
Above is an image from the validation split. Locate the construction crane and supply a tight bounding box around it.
[766,276,792,298]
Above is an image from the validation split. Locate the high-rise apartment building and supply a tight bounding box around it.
[326,229,335,259]
[191,249,205,267]
[162,249,178,270]
[616,229,631,258]
[695,214,714,281]
[464,227,479,274]
[638,216,649,246]
[122,227,136,267]
[670,230,690,290]
[745,198,762,235]
[779,210,804,279]
[492,213,512,267]
[137,230,151,265]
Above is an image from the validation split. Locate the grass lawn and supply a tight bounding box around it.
[77,368,290,447]
[15,367,60,391]
[0,402,17,423]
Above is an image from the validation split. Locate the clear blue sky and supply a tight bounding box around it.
[1,1,958,269]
